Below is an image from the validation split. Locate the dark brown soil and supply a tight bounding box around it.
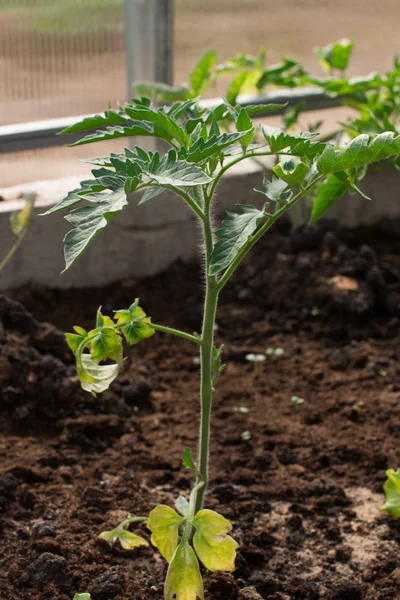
[1,218,400,600]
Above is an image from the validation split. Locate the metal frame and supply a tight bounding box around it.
[0,0,341,156]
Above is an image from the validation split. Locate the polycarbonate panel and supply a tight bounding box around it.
[174,0,398,93]
[0,0,126,126]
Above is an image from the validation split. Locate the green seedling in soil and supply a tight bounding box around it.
[245,352,266,378]
[0,192,36,275]
[73,594,91,600]
[381,469,400,518]
[265,346,284,359]
[291,395,305,413]
[44,75,400,598]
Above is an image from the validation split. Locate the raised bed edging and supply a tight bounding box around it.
[0,163,399,290]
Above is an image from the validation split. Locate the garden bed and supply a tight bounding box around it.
[0,217,399,600]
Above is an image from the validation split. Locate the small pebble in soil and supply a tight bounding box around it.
[90,571,126,600]
[331,583,363,600]
[121,380,153,412]
[29,552,68,586]
[31,520,57,540]
[238,587,263,600]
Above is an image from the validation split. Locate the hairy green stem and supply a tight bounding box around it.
[195,278,219,514]
[151,323,201,345]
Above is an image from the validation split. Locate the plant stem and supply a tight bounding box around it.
[194,187,218,514]
[151,324,202,345]
[195,278,219,514]
[0,231,26,274]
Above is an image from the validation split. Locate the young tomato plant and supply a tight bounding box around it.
[0,193,35,275]
[43,84,400,598]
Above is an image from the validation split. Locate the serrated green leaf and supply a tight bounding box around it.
[40,180,107,216]
[165,539,204,600]
[192,509,239,572]
[124,105,190,148]
[261,124,319,154]
[310,175,348,222]
[190,49,217,96]
[147,505,184,563]
[63,188,128,270]
[209,205,265,277]
[186,132,249,163]
[60,110,127,135]
[254,175,291,203]
[236,108,254,152]
[317,132,400,175]
[381,469,400,518]
[69,121,155,147]
[143,151,213,187]
[273,158,309,186]
[315,39,354,72]
[215,52,260,76]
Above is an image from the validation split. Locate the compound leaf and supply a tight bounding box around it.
[186,132,250,163]
[261,125,322,157]
[317,132,400,175]
[63,188,128,270]
[147,505,184,563]
[60,110,127,135]
[165,539,204,600]
[209,205,265,277]
[254,174,291,203]
[192,509,239,572]
[381,469,400,518]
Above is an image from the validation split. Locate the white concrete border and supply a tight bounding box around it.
[0,161,399,290]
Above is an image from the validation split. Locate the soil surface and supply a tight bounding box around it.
[1,218,400,600]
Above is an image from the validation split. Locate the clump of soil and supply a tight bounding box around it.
[1,218,399,600]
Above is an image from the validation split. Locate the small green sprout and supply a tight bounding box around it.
[241,430,252,441]
[233,406,249,414]
[311,306,321,317]
[0,192,36,275]
[265,347,284,358]
[381,469,400,518]
[291,395,305,407]
[99,515,149,550]
[379,369,388,377]
[245,353,266,378]
[73,594,91,600]
[352,400,365,412]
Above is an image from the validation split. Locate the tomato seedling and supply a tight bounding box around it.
[44,64,400,597]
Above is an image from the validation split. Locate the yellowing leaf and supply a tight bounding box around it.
[114,300,155,345]
[192,509,239,572]
[99,521,149,550]
[147,505,184,562]
[381,469,400,518]
[78,352,122,395]
[165,539,204,600]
